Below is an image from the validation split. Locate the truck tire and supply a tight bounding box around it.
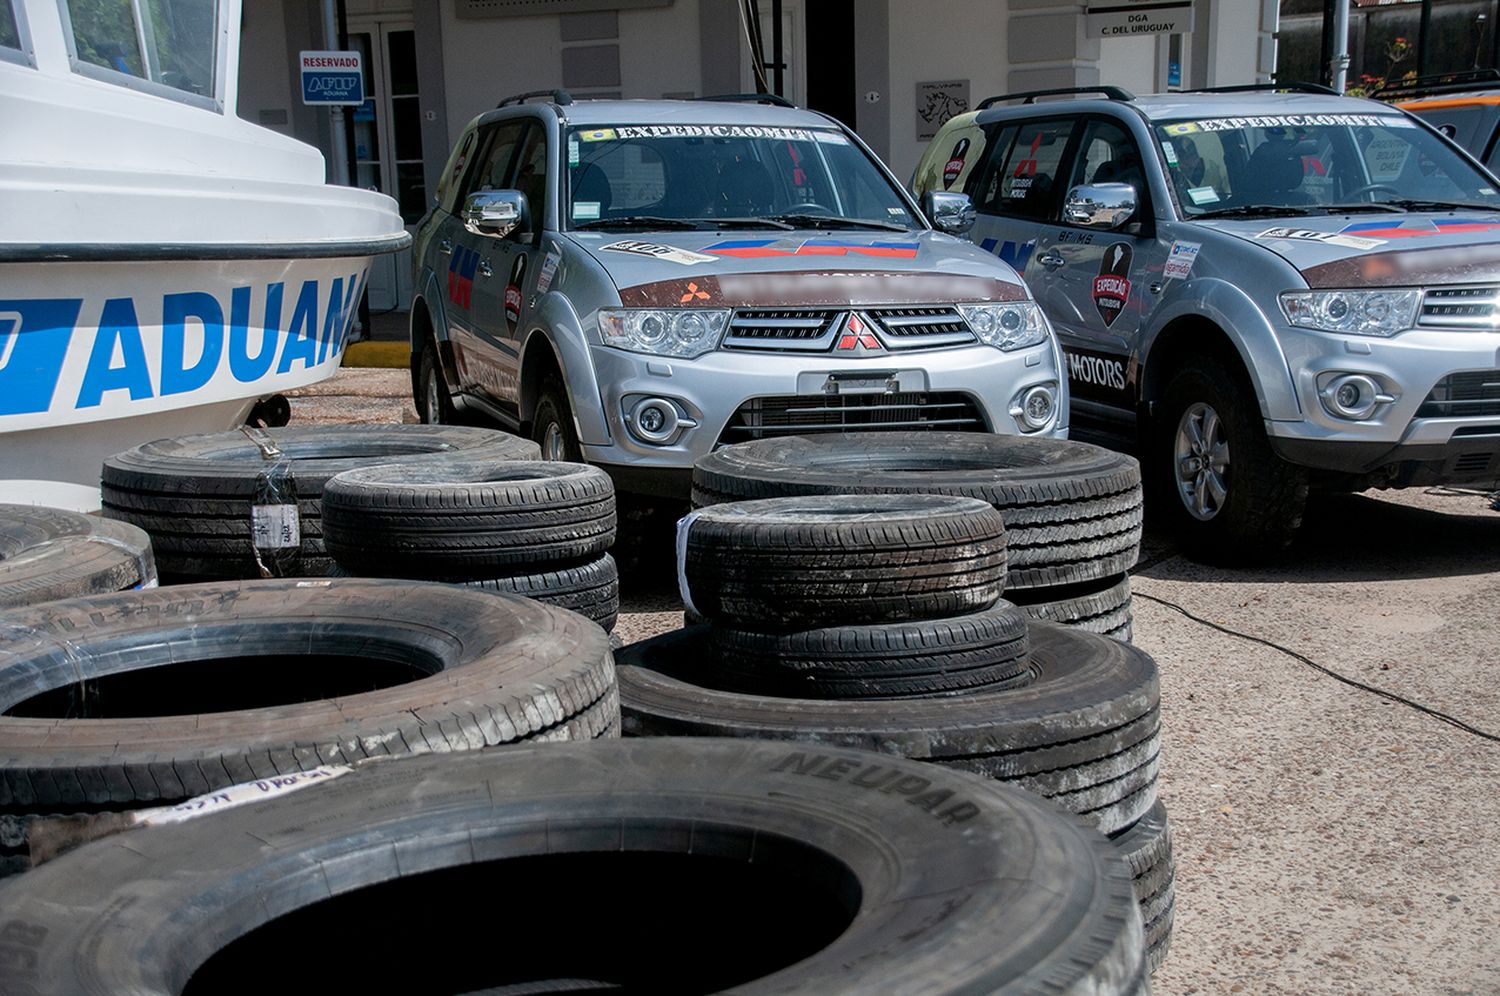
[1112,799,1176,973]
[101,426,541,579]
[692,432,1141,590]
[0,579,616,868]
[0,740,1146,995]
[1010,573,1133,642]
[0,506,156,609]
[619,621,1160,834]
[682,494,1006,628]
[1156,356,1308,562]
[707,601,1031,699]
[322,461,615,577]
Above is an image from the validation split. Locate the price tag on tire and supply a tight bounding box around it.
[251,504,301,549]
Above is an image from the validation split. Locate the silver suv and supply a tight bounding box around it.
[915,84,1500,557]
[410,92,1065,496]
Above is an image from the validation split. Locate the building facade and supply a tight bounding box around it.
[237,0,1279,308]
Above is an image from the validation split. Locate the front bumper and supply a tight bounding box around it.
[1267,325,1500,482]
[580,341,1066,480]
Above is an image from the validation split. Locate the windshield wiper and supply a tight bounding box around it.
[1366,199,1500,213]
[1319,203,1409,214]
[1192,205,1316,220]
[574,216,707,231]
[694,217,796,230]
[764,213,910,232]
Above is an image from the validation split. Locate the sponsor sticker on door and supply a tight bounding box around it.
[1093,243,1133,327]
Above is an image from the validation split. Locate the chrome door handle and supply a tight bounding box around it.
[1037,252,1066,270]
[478,259,494,278]
[438,239,453,255]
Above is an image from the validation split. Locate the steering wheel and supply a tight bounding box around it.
[786,203,835,216]
[1342,183,1403,200]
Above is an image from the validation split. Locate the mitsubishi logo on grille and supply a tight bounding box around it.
[836,313,883,352]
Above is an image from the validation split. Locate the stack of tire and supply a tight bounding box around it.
[320,460,620,632]
[621,437,1173,972]
[0,578,618,877]
[0,505,156,609]
[692,432,1141,641]
[100,425,539,580]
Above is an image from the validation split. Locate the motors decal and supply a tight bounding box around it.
[943,137,970,190]
[978,238,1035,272]
[1164,241,1200,280]
[504,254,526,333]
[1065,350,1128,391]
[1257,227,1385,251]
[447,245,480,308]
[0,271,365,426]
[600,241,716,266]
[701,238,920,259]
[1093,243,1133,327]
[1338,218,1500,240]
[1010,134,1043,198]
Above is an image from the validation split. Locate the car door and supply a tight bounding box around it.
[965,115,1075,288]
[447,120,528,405]
[1028,116,1169,424]
[484,121,551,421]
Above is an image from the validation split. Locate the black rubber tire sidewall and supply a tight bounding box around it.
[0,507,156,609]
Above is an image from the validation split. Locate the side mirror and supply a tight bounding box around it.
[463,190,528,238]
[1062,183,1137,230]
[923,190,976,236]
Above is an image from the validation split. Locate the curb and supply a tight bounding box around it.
[342,341,409,369]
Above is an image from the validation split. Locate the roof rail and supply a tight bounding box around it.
[496,89,574,109]
[977,86,1135,110]
[1375,69,1500,100]
[694,93,799,109]
[1179,82,1338,96]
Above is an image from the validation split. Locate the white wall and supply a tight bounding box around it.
[618,3,702,98]
[885,0,1009,182]
[1098,34,1159,96]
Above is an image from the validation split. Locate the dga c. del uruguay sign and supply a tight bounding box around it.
[1086,0,1195,38]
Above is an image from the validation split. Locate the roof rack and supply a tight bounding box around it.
[496,89,574,109]
[977,86,1135,110]
[694,93,798,108]
[1375,69,1500,100]
[1179,82,1338,96]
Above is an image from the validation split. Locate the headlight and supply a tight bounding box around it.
[958,302,1051,351]
[598,309,730,359]
[1279,290,1421,337]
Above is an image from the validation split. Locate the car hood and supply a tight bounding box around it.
[1199,212,1500,287]
[565,229,1029,306]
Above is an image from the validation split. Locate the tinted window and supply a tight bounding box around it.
[66,0,218,98]
[981,118,1075,221]
[512,125,548,236]
[464,121,527,199]
[1067,118,1150,222]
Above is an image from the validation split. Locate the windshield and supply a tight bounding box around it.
[563,124,919,230]
[1153,112,1500,218]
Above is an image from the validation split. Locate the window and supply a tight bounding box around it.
[975,119,1074,221]
[436,130,479,214]
[63,0,221,106]
[511,125,548,236]
[1066,118,1151,225]
[1,2,21,50]
[464,121,528,200]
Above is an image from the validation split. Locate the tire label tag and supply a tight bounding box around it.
[251,503,301,549]
[134,765,353,827]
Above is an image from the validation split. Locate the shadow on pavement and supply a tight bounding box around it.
[1137,488,1500,585]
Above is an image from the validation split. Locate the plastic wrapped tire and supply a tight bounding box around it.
[0,505,156,608]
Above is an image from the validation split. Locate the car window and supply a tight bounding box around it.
[463,121,527,200]
[512,124,548,234]
[564,125,918,228]
[436,129,479,213]
[1068,118,1151,206]
[967,123,1018,211]
[981,118,1075,221]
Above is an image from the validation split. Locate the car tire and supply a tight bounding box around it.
[416,339,457,425]
[533,376,582,463]
[619,621,1160,834]
[321,460,616,576]
[100,426,540,579]
[1009,573,1133,642]
[692,432,1141,591]
[4,740,1146,995]
[0,506,156,609]
[0,578,617,870]
[707,601,1031,699]
[1111,799,1176,973]
[1157,357,1309,561]
[682,494,1007,628]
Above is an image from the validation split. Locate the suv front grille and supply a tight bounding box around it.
[1418,287,1500,328]
[720,307,975,352]
[1418,371,1500,418]
[718,392,987,444]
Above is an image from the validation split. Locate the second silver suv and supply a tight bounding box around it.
[916,84,1500,558]
[410,92,1066,496]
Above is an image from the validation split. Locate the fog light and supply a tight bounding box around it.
[1010,385,1056,432]
[626,396,690,444]
[1318,373,1393,421]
